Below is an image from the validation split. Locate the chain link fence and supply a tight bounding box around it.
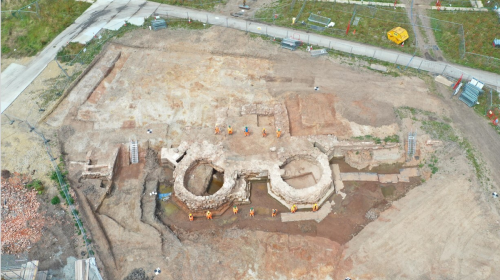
[1,0,41,19]
[1,114,103,280]
[3,6,498,278]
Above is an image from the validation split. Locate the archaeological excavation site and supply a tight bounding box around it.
[6,21,498,280]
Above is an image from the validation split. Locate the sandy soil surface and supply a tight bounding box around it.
[1,58,85,276]
[338,142,500,279]
[3,24,500,280]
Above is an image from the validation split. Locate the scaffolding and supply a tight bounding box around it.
[1,254,48,280]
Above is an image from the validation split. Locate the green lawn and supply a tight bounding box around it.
[430,10,500,73]
[435,0,473,7]
[1,0,91,57]
[148,0,225,10]
[255,0,417,55]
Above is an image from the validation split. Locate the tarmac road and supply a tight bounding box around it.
[0,0,161,113]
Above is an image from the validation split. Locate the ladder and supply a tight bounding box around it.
[130,141,139,164]
[407,130,417,160]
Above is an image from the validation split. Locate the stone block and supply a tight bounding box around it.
[370,64,388,72]
[330,164,341,181]
[397,174,410,183]
[358,173,379,181]
[399,167,419,177]
[378,174,399,183]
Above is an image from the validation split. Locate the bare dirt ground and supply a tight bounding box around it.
[3,24,500,280]
[1,58,85,277]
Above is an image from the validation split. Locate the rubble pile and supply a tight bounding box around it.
[1,173,45,254]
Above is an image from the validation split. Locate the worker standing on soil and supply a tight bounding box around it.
[312,204,318,212]
[189,213,194,221]
[228,126,233,135]
[276,129,281,138]
[291,205,297,213]
[244,126,250,137]
[233,206,239,215]
[249,208,255,217]
[262,128,267,137]
[215,126,220,134]
[272,209,277,217]
[206,211,212,220]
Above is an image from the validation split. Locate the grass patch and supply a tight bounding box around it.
[56,42,86,62]
[353,134,382,144]
[429,10,500,74]
[396,106,487,181]
[164,18,208,30]
[26,179,44,194]
[384,134,400,143]
[474,89,500,115]
[1,0,91,57]
[255,0,417,55]
[51,195,61,205]
[437,0,473,7]
[148,0,224,10]
[427,154,439,174]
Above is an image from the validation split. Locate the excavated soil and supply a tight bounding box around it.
[5,24,496,279]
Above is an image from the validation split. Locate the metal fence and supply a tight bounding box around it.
[1,114,103,280]
[1,6,498,278]
[1,0,41,19]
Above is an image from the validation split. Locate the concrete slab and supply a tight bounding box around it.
[330,164,341,181]
[103,0,144,30]
[358,173,379,181]
[131,1,160,19]
[378,174,399,183]
[400,167,419,177]
[128,1,160,26]
[74,0,114,24]
[370,64,387,72]
[1,63,27,89]
[71,20,108,44]
[334,180,346,199]
[340,172,378,181]
[340,173,360,181]
[398,174,410,183]
[435,75,453,87]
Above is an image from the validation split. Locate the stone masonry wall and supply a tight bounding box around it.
[269,151,333,205]
[173,141,237,211]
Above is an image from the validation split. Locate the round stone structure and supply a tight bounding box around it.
[268,152,333,207]
[173,142,237,211]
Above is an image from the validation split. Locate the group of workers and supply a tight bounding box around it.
[214,125,281,138]
[188,203,320,221]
